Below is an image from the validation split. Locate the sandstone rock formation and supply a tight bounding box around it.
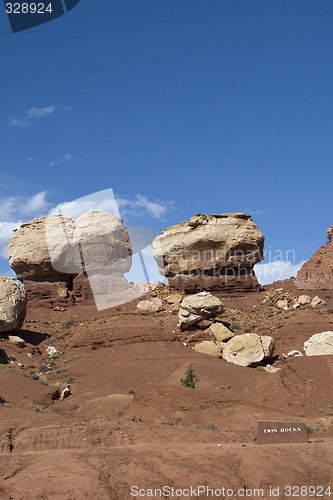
[178,292,224,331]
[222,333,274,367]
[0,276,26,333]
[7,211,134,309]
[194,341,223,357]
[208,322,234,342]
[304,332,333,356]
[152,213,264,293]
[136,298,163,314]
[295,226,333,289]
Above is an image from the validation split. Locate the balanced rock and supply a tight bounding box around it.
[222,333,265,367]
[7,211,133,309]
[152,213,264,293]
[0,276,26,333]
[194,341,223,357]
[304,332,333,356]
[295,227,333,289]
[208,322,234,342]
[178,292,224,331]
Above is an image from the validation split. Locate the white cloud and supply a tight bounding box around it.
[254,260,306,286]
[116,194,170,219]
[49,198,120,219]
[23,191,49,215]
[0,221,21,259]
[49,154,73,167]
[9,105,71,128]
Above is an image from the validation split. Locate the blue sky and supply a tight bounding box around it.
[0,0,332,284]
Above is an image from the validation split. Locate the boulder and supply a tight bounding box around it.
[7,211,133,309]
[311,296,326,307]
[178,292,224,331]
[276,299,289,311]
[222,333,265,367]
[164,294,183,307]
[260,336,275,359]
[298,295,311,306]
[0,276,26,333]
[295,227,333,289]
[9,335,25,346]
[304,332,333,356]
[152,213,264,293]
[136,298,163,314]
[208,322,234,342]
[194,341,223,357]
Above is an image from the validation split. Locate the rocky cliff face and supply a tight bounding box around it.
[152,213,264,293]
[295,226,333,289]
[7,211,133,308]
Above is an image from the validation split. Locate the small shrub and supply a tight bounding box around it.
[50,353,59,360]
[39,375,48,386]
[287,401,294,407]
[30,372,39,380]
[251,324,257,329]
[226,384,232,390]
[306,423,326,434]
[284,316,290,320]
[231,321,242,331]
[38,363,48,373]
[191,424,200,430]
[181,364,200,389]
[325,295,331,299]
[318,407,325,413]
[206,422,218,430]
[252,305,262,312]
[65,319,75,328]
[67,376,74,385]
[128,388,135,395]
[327,308,333,314]
[55,366,68,374]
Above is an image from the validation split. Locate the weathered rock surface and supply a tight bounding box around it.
[208,322,234,342]
[152,213,264,293]
[298,295,311,306]
[222,333,265,367]
[295,227,333,289]
[194,341,223,357]
[261,335,275,359]
[136,298,163,314]
[178,292,224,331]
[7,212,133,308]
[304,332,333,356]
[9,335,25,346]
[0,276,26,333]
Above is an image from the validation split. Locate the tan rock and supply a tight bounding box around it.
[311,296,326,307]
[276,299,289,311]
[260,336,275,359]
[136,298,163,314]
[222,333,264,367]
[152,213,264,292]
[178,292,224,330]
[208,322,234,342]
[164,294,183,306]
[0,276,26,333]
[194,341,223,357]
[9,335,25,346]
[304,332,333,356]
[298,295,311,306]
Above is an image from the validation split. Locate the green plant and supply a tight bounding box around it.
[287,401,294,407]
[325,295,331,299]
[252,305,262,312]
[38,363,48,373]
[231,321,242,331]
[206,422,218,430]
[318,408,325,413]
[39,375,48,386]
[226,384,232,390]
[30,372,39,380]
[191,424,200,430]
[306,423,326,434]
[181,364,200,389]
[55,365,68,374]
[128,388,135,395]
[284,316,290,320]
[327,308,333,314]
[65,319,75,328]
[50,353,59,360]
[251,324,257,329]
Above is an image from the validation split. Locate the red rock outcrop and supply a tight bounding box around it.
[295,226,333,289]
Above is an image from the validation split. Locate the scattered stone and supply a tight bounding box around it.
[196,319,213,330]
[136,298,163,314]
[194,341,223,358]
[288,350,303,357]
[260,336,275,359]
[208,322,234,342]
[276,299,289,311]
[164,294,183,306]
[222,333,265,367]
[9,335,25,346]
[60,387,71,401]
[47,346,57,357]
[292,303,300,309]
[311,296,326,307]
[0,276,26,333]
[298,295,311,306]
[178,292,224,331]
[304,331,333,356]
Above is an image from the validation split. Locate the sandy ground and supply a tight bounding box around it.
[0,284,332,499]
